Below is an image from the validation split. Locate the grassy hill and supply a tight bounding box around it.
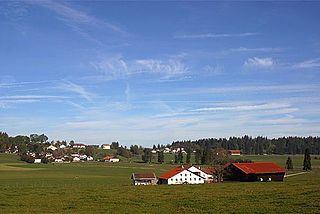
[0,153,319,213]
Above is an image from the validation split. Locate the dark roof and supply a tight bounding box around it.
[132,173,156,179]
[158,165,192,179]
[232,162,286,174]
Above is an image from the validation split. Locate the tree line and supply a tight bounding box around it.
[171,136,320,155]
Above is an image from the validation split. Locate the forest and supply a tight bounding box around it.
[1,132,319,156]
[172,136,320,155]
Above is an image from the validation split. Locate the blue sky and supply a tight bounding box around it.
[1,1,320,146]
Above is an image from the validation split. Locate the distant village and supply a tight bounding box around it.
[4,139,242,164]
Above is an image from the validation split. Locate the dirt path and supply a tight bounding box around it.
[284,171,309,178]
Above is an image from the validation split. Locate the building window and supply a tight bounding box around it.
[180,178,182,181]
[185,174,187,177]
[176,179,178,181]
[194,178,196,181]
[199,178,201,181]
[190,174,192,176]
[180,174,182,176]
[171,179,173,181]
[185,178,187,180]
[190,178,192,181]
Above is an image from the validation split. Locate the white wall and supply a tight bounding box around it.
[167,169,205,185]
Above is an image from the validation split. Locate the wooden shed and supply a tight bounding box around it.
[131,173,157,185]
[225,162,286,182]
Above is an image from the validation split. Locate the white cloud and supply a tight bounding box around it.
[91,56,188,80]
[0,95,67,99]
[191,103,290,112]
[27,0,126,43]
[58,81,95,101]
[292,58,320,69]
[91,55,129,79]
[222,47,283,55]
[203,65,223,75]
[255,115,307,125]
[143,84,320,98]
[175,32,258,39]
[136,59,188,79]
[244,57,274,67]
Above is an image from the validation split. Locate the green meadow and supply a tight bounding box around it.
[0,154,319,213]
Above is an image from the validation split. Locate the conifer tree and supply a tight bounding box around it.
[178,149,183,164]
[303,148,312,171]
[195,149,201,165]
[174,154,178,164]
[285,157,293,170]
[186,148,191,164]
[158,151,164,164]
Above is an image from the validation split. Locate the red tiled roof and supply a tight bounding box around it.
[201,167,216,174]
[229,150,240,153]
[73,143,85,146]
[102,144,110,146]
[232,162,286,174]
[103,156,117,160]
[158,165,192,179]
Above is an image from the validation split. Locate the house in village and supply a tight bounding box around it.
[72,143,85,149]
[103,156,120,162]
[224,162,286,182]
[34,158,42,163]
[131,173,157,185]
[229,150,241,156]
[54,156,64,163]
[47,145,57,151]
[73,157,80,162]
[102,144,111,150]
[158,165,212,185]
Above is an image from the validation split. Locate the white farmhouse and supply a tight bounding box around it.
[72,143,85,149]
[47,145,57,151]
[73,157,80,162]
[34,158,42,163]
[102,144,111,150]
[158,165,211,185]
[103,156,120,162]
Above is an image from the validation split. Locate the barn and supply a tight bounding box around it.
[225,162,286,182]
[229,150,241,156]
[131,173,157,185]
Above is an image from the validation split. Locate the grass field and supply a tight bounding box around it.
[0,154,319,213]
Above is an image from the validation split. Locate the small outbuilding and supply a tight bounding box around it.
[225,162,286,182]
[34,158,42,164]
[102,144,111,150]
[229,150,241,156]
[131,173,157,185]
[103,156,120,162]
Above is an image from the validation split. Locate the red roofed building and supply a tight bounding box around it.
[226,162,286,182]
[103,156,120,162]
[102,144,111,150]
[229,150,241,156]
